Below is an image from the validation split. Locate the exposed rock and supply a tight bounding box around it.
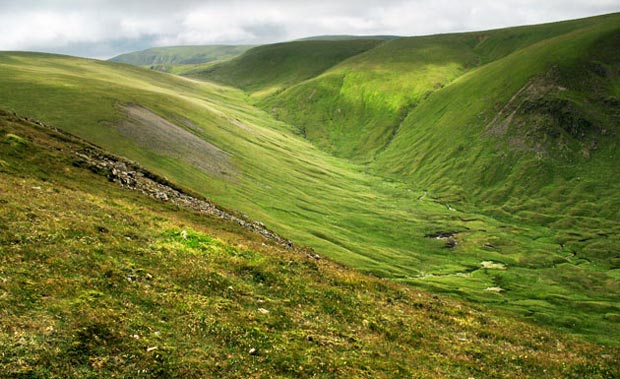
[485,287,504,292]
[425,231,458,248]
[480,261,506,270]
[17,113,321,256]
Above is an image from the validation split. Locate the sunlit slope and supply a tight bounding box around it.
[261,35,476,159]
[257,13,620,161]
[190,39,384,95]
[1,52,620,344]
[374,15,620,248]
[0,51,473,272]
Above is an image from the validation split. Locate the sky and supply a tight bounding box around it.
[0,0,618,59]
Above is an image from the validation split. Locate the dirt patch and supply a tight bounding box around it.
[116,104,236,179]
[480,261,506,270]
[13,112,318,257]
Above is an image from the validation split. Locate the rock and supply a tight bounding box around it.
[155,192,169,201]
[257,308,269,314]
[249,348,257,355]
[481,261,506,269]
[485,287,504,292]
[181,230,188,239]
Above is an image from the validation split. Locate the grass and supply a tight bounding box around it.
[109,45,254,70]
[192,39,385,95]
[0,14,619,346]
[4,112,619,377]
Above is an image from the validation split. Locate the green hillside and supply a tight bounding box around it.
[374,16,620,231]
[203,13,620,268]
[3,111,618,377]
[190,39,385,95]
[257,13,620,160]
[1,13,619,347]
[296,35,399,41]
[109,45,253,71]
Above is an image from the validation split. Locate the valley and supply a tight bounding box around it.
[0,12,619,373]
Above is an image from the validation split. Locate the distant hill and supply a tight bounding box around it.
[296,35,399,41]
[109,45,253,67]
[186,39,385,94]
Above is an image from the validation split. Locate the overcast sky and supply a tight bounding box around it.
[0,0,618,59]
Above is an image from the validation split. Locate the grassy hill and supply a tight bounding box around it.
[189,39,385,95]
[255,13,620,161]
[109,45,253,72]
[199,13,620,281]
[1,14,619,347]
[3,110,619,377]
[296,35,399,41]
[373,15,620,234]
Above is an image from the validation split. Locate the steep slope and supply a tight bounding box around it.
[109,45,253,69]
[191,39,384,95]
[1,50,619,345]
[260,13,620,161]
[373,15,620,242]
[4,111,619,377]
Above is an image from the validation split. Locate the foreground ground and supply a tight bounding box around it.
[1,112,619,378]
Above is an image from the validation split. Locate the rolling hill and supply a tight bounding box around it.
[201,13,620,281]
[3,110,618,377]
[109,45,253,73]
[1,12,619,348]
[188,39,385,95]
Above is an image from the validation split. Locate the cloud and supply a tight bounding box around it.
[0,0,618,59]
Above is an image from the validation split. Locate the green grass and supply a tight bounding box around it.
[192,39,385,96]
[257,13,620,162]
[0,13,619,346]
[4,111,619,377]
[109,45,254,70]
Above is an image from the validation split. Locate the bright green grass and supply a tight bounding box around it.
[0,14,619,345]
[372,15,620,240]
[3,112,618,377]
[216,13,620,162]
[191,39,384,96]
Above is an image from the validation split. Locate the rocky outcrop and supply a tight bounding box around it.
[15,113,319,259]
